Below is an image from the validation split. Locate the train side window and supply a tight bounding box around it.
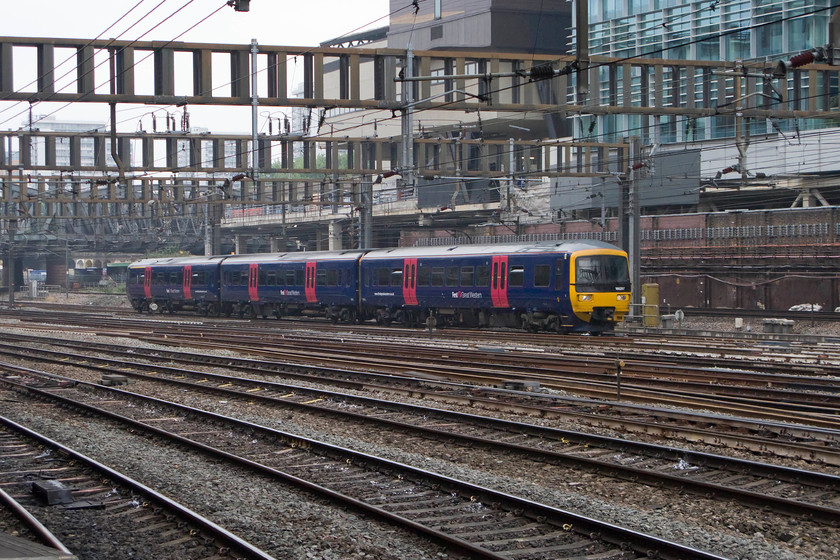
[326,269,338,286]
[492,262,498,289]
[445,266,459,287]
[276,270,285,286]
[259,269,267,285]
[555,259,564,287]
[295,269,305,286]
[431,267,444,287]
[509,265,523,287]
[375,267,390,286]
[265,271,276,286]
[390,268,403,286]
[316,269,327,286]
[460,266,474,286]
[417,265,430,286]
[476,265,489,287]
[286,270,296,286]
[534,264,550,287]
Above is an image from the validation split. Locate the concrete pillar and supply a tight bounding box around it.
[328,221,343,251]
[45,254,67,287]
[235,234,250,255]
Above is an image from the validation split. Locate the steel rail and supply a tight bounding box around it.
[0,415,278,560]
[0,485,74,557]
[3,331,840,460]
[0,363,727,560]
[7,345,839,524]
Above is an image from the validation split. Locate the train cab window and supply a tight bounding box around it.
[445,266,459,287]
[460,266,475,286]
[295,269,305,286]
[390,268,403,286]
[509,265,524,287]
[417,265,430,287]
[475,265,489,287]
[534,264,550,287]
[431,267,445,287]
[316,269,327,286]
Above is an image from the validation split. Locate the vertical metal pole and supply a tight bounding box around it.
[575,0,589,105]
[628,137,642,310]
[362,179,373,249]
[401,47,414,190]
[508,137,515,210]
[250,39,259,183]
[64,236,69,296]
[7,217,14,305]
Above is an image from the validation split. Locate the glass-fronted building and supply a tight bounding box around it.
[573,0,834,142]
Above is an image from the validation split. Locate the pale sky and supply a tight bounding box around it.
[0,0,391,133]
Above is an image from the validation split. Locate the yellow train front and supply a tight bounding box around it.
[565,244,631,333]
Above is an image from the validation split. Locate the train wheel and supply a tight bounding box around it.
[207,303,219,317]
[148,301,160,313]
[242,304,256,319]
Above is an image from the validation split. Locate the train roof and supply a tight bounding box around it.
[275,249,367,263]
[128,255,227,268]
[361,240,623,260]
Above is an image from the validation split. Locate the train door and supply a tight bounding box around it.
[305,262,317,303]
[143,266,152,299]
[403,258,417,305]
[248,263,259,301]
[491,255,509,307]
[183,265,192,300]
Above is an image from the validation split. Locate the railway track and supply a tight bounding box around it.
[0,415,275,560]
[0,363,727,560]
[1,329,839,466]
[4,345,839,525]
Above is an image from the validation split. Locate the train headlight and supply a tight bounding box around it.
[617,294,627,301]
[578,294,592,302]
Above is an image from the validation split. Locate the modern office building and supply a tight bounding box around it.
[573,0,834,142]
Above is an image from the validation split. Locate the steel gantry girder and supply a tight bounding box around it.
[0,36,838,119]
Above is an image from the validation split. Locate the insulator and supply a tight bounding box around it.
[789,51,816,68]
[529,65,555,81]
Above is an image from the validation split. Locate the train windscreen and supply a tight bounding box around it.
[574,255,630,291]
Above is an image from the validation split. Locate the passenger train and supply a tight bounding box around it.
[126,241,631,333]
